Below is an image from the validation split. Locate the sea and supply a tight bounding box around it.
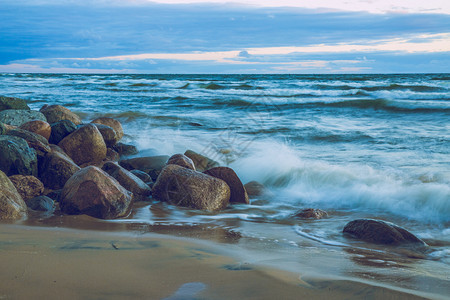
[1,73,449,298]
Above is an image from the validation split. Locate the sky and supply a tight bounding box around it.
[0,0,449,73]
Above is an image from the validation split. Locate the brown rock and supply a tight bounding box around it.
[113,142,138,156]
[92,123,119,147]
[7,128,51,157]
[294,208,328,219]
[204,167,249,204]
[9,175,44,200]
[39,150,81,190]
[19,120,51,140]
[119,155,169,181]
[184,150,219,172]
[102,162,152,200]
[343,219,427,246]
[167,154,195,170]
[0,170,27,220]
[91,117,124,140]
[106,148,120,162]
[60,166,134,219]
[58,124,107,165]
[40,104,82,125]
[152,164,230,211]
[130,170,153,185]
[244,181,266,198]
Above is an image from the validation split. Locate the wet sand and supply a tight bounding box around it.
[0,224,433,300]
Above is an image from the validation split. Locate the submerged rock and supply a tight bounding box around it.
[39,150,81,190]
[8,175,44,200]
[294,208,328,219]
[49,120,77,144]
[167,154,196,170]
[204,167,249,204]
[19,120,51,141]
[0,96,30,111]
[40,104,82,125]
[0,170,27,220]
[60,166,134,219]
[343,219,427,246]
[184,150,219,172]
[0,109,47,127]
[0,135,38,176]
[244,181,266,198]
[58,124,107,165]
[152,164,230,211]
[91,117,124,141]
[120,155,169,181]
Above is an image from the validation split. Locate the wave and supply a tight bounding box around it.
[201,83,226,90]
[129,83,158,87]
[178,83,190,89]
[315,99,450,112]
[361,84,446,93]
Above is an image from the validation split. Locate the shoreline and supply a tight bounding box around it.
[0,223,438,300]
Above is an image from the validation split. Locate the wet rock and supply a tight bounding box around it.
[0,122,6,135]
[60,166,134,219]
[106,148,120,162]
[167,154,195,170]
[91,117,124,140]
[0,170,27,220]
[8,175,44,200]
[39,150,81,190]
[40,104,82,125]
[58,124,107,165]
[0,135,38,176]
[204,167,249,204]
[130,170,153,185]
[152,164,230,211]
[7,128,51,157]
[0,96,30,111]
[45,189,62,202]
[49,120,77,144]
[244,181,266,198]
[92,123,119,147]
[119,155,169,181]
[0,109,47,127]
[25,195,55,212]
[343,219,427,246]
[102,161,152,200]
[19,120,51,141]
[294,208,328,219]
[112,142,138,157]
[184,150,219,172]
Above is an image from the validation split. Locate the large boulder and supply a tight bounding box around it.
[40,105,82,125]
[91,117,124,140]
[113,142,138,157]
[184,150,219,172]
[204,167,249,204]
[60,166,134,219]
[343,219,427,246]
[152,164,230,211]
[119,155,169,181]
[39,150,81,190]
[0,96,30,111]
[8,175,44,200]
[19,120,51,141]
[0,135,37,176]
[92,123,119,147]
[58,124,107,165]
[49,120,77,144]
[0,170,27,220]
[0,109,46,127]
[102,162,152,200]
[7,128,51,157]
[167,154,195,170]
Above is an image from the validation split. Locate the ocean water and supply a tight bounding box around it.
[1,73,449,296]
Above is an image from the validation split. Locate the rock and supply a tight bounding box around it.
[0,109,47,127]
[152,164,230,211]
[113,142,138,156]
[49,120,77,144]
[45,189,62,202]
[106,148,120,162]
[184,150,220,172]
[294,208,328,219]
[91,117,124,140]
[40,104,82,125]
[0,122,6,135]
[119,155,169,181]
[19,120,51,140]
[167,154,195,170]
[0,135,38,176]
[92,123,119,147]
[60,166,134,219]
[7,128,51,157]
[102,162,152,200]
[25,195,55,212]
[204,167,249,204]
[244,181,266,198]
[39,150,81,190]
[343,219,427,246]
[130,170,153,185]
[8,175,44,200]
[0,96,30,111]
[58,124,107,165]
[0,170,27,220]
